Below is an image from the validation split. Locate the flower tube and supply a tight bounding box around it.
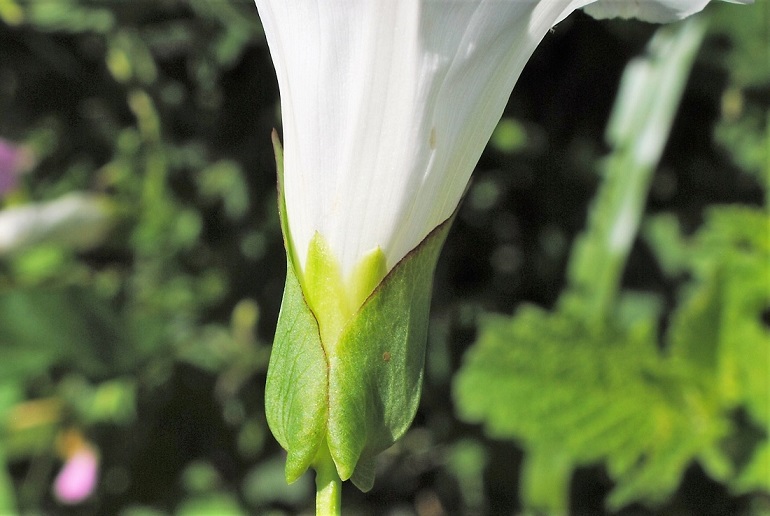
[254,0,748,498]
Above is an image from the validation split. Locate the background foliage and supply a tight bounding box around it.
[0,1,767,514]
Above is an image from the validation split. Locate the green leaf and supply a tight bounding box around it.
[667,206,770,495]
[455,204,770,510]
[734,440,770,494]
[453,304,733,511]
[670,206,770,416]
[453,19,768,513]
[0,287,130,380]
[643,214,689,276]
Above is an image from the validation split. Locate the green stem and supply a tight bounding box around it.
[563,18,707,323]
[314,442,341,516]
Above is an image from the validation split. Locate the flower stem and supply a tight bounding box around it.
[314,442,341,516]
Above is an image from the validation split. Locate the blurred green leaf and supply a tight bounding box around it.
[197,160,249,221]
[668,206,770,493]
[643,214,689,276]
[454,303,735,510]
[490,117,527,154]
[0,384,23,515]
[455,204,770,510]
[0,287,131,380]
[26,0,114,33]
[454,18,768,513]
[709,1,770,187]
[565,18,706,325]
[445,439,488,512]
[58,376,137,426]
[176,493,245,516]
[735,440,770,494]
[119,506,167,516]
[709,1,770,88]
[182,461,222,494]
[107,30,158,84]
[241,456,312,509]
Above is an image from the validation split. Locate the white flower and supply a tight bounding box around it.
[255,0,734,284]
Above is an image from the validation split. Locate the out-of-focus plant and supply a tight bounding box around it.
[0,1,279,514]
[454,15,769,514]
[711,0,769,191]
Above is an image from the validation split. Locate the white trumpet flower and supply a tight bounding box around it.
[255,0,737,293]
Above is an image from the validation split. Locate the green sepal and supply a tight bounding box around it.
[264,251,328,482]
[265,132,453,489]
[264,132,327,483]
[327,217,451,487]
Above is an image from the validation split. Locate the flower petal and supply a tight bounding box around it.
[256,0,586,279]
[53,447,99,505]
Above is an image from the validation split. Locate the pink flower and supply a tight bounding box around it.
[53,445,99,505]
[0,138,34,196]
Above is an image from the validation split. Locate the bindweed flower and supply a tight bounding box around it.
[255,0,749,498]
[257,0,747,300]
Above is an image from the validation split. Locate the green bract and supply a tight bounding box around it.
[265,133,452,491]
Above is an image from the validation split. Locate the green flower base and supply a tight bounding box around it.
[265,132,452,491]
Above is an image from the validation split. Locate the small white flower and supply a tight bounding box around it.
[255,0,737,285]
